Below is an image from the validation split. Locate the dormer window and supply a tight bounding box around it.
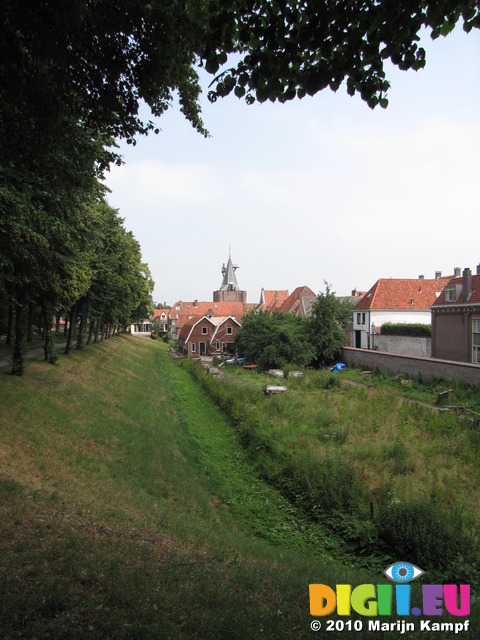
[445,285,460,302]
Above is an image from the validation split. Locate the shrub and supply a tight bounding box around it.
[381,323,431,337]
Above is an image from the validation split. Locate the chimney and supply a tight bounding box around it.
[477,264,480,276]
[462,268,472,303]
[194,299,198,308]
[435,271,442,279]
[454,267,461,277]
[418,275,424,279]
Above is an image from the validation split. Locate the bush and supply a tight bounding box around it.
[381,323,431,337]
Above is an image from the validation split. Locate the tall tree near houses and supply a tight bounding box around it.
[308,284,348,366]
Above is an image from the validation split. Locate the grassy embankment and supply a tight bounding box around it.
[0,336,373,640]
[0,337,478,639]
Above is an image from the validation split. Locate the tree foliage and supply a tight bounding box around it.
[234,288,352,370]
[308,284,349,365]
[235,311,315,370]
[204,0,480,109]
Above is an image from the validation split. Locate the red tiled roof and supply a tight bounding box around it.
[153,309,169,319]
[277,286,316,314]
[258,289,290,312]
[170,300,248,329]
[432,274,480,306]
[178,316,216,341]
[354,277,452,311]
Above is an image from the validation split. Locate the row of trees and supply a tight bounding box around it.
[235,286,353,370]
[0,189,153,374]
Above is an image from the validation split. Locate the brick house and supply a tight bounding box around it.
[168,300,250,336]
[178,316,241,358]
[210,317,242,357]
[431,266,480,364]
[353,273,453,349]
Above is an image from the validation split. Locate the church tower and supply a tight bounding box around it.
[213,251,247,303]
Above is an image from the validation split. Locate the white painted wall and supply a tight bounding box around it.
[352,310,432,350]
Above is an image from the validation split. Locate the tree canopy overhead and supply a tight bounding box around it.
[204,0,480,109]
[2,0,478,160]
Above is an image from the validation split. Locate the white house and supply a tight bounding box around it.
[353,273,453,350]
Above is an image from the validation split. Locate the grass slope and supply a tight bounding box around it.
[0,337,477,639]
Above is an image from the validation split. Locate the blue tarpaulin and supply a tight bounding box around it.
[330,362,348,373]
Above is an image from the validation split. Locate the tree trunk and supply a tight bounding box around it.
[6,304,13,346]
[65,303,77,355]
[42,301,57,364]
[94,316,102,343]
[11,291,25,376]
[27,302,35,343]
[76,313,84,350]
[87,319,95,345]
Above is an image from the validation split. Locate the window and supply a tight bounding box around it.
[446,287,456,301]
[356,313,361,325]
[191,343,196,353]
[216,342,220,350]
[227,327,233,335]
[361,313,366,325]
[473,320,480,364]
[202,326,208,335]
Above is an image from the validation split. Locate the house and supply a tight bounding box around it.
[276,285,317,316]
[167,251,255,336]
[257,288,290,313]
[353,273,453,349]
[178,315,241,358]
[130,320,153,335]
[168,300,251,336]
[153,308,169,334]
[209,316,242,357]
[256,286,316,316]
[431,266,480,364]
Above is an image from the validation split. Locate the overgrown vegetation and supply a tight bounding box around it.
[186,360,480,586]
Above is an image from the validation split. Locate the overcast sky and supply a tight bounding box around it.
[104,25,480,306]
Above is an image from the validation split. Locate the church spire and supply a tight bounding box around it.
[220,251,240,291]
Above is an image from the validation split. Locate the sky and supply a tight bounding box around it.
[104,25,480,307]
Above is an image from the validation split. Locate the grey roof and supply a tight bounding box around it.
[219,253,240,291]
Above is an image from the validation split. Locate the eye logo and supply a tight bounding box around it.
[384,561,424,583]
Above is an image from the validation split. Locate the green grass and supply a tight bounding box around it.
[1,337,478,639]
[190,361,480,581]
[0,336,375,639]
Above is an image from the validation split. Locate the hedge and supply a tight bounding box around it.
[381,323,431,337]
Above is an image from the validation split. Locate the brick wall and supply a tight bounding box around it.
[342,347,480,388]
